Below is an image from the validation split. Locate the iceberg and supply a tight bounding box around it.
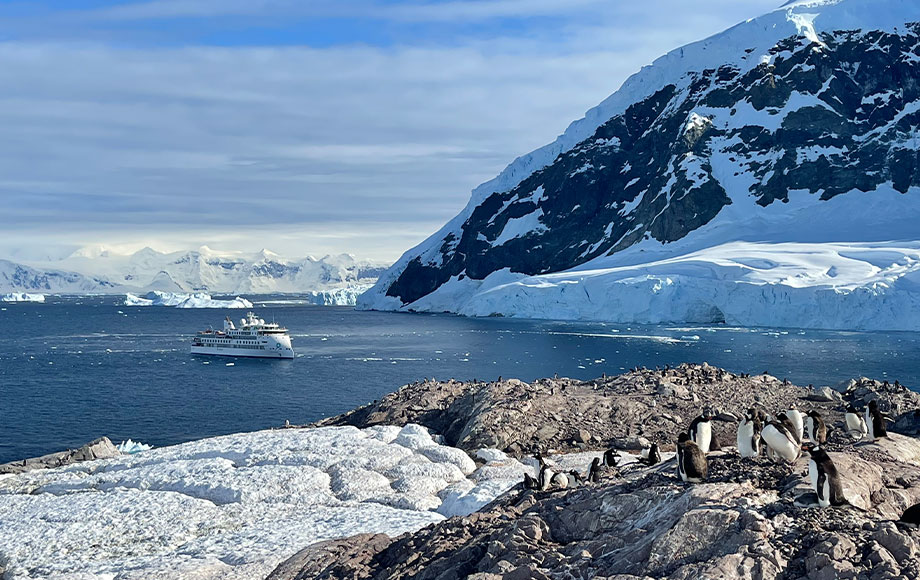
[0,424,526,580]
[0,293,45,303]
[124,291,253,309]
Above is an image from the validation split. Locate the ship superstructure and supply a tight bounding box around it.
[191,312,294,359]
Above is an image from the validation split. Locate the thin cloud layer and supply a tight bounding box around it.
[0,0,780,261]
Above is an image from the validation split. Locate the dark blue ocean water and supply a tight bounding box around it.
[1,295,919,463]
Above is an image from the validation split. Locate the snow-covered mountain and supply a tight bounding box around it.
[0,247,388,297]
[360,0,920,331]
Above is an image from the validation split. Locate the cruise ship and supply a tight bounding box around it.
[191,312,295,359]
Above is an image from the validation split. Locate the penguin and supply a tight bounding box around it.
[602,448,620,468]
[806,410,827,445]
[779,413,802,446]
[900,503,920,524]
[865,399,888,441]
[761,416,801,462]
[804,444,847,507]
[523,472,539,490]
[550,470,570,489]
[737,408,762,458]
[845,404,868,440]
[688,409,715,454]
[588,457,602,483]
[638,443,661,466]
[567,470,583,486]
[677,433,708,483]
[786,404,805,445]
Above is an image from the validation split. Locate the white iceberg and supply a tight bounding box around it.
[0,293,45,303]
[124,291,253,309]
[0,424,524,580]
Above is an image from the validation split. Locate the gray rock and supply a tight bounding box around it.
[0,437,120,475]
[806,386,838,402]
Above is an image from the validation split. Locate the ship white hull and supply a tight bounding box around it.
[191,345,294,359]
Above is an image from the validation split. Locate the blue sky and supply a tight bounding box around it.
[0,0,780,261]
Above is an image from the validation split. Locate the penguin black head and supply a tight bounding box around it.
[806,410,822,419]
[868,399,879,410]
[846,403,858,413]
[677,432,691,443]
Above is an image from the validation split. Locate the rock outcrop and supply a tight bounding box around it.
[0,437,119,475]
[276,366,920,580]
[316,364,914,455]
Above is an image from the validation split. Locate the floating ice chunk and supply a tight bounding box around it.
[124,291,253,309]
[0,293,45,303]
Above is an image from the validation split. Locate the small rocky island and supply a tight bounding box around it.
[271,365,920,580]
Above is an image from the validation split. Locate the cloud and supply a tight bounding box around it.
[0,1,781,262]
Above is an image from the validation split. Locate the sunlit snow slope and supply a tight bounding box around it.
[360,0,920,330]
[0,425,530,580]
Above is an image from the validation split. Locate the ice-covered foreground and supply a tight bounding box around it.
[0,292,45,303]
[124,291,253,309]
[0,425,529,580]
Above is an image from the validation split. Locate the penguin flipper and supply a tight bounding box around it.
[816,471,827,504]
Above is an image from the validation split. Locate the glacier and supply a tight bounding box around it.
[124,291,254,309]
[0,293,45,303]
[0,424,532,580]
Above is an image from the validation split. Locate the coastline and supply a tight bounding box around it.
[2,366,920,579]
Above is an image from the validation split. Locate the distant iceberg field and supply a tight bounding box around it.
[124,291,253,309]
[0,293,45,303]
[0,424,529,579]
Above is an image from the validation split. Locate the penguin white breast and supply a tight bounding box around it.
[864,409,875,439]
[808,459,819,496]
[788,411,804,440]
[737,422,755,457]
[762,425,798,462]
[806,417,815,442]
[696,422,712,454]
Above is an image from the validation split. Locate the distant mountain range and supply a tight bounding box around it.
[360,0,920,331]
[0,246,388,296]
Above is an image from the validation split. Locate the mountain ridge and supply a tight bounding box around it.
[359,0,920,330]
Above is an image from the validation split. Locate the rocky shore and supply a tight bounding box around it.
[270,365,920,579]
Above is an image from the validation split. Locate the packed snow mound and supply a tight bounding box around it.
[360,0,920,330]
[124,291,253,309]
[0,424,526,580]
[0,293,45,303]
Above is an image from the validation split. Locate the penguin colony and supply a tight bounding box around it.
[522,392,918,518]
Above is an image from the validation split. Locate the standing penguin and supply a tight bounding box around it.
[805,444,847,507]
[845,404,868,440]
[737,408,762,458]
[588,457,602,483]
[865,399,888,441]
[806,410,827,445]
[688,409,715,454]
[677,433,708,483]
[761,415,801,462]
[639,443,661,466]
[786,404,805,445]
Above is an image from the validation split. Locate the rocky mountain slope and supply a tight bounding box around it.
[275,366,920,580]
[0,246,387,296]
[360,0,920,330]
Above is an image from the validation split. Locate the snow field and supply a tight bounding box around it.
[0,424,529,579]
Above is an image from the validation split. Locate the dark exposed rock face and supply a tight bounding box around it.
[0,437,119,475]
[378,21,920,307]
[282,368,920,580]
